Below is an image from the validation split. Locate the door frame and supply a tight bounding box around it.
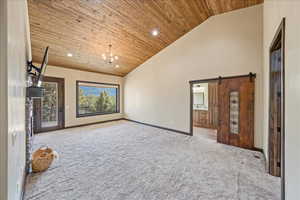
[268,18,285,200]
[189,73,256,136]
[33,76,65,133]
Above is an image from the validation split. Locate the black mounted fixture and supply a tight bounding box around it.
[26,46,49,98]
[26,86,44,98]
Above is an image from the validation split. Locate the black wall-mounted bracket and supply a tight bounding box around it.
[249,72,255,82]
[27,61,41,76]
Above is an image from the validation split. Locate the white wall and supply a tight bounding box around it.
[0,0,29,199]
[263,1,300,199]
[124,5,263,148]
[44,65,124,127]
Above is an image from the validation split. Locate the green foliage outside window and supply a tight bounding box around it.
[77,83,118,116]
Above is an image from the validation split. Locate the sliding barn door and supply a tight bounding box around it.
[217,76,255,149]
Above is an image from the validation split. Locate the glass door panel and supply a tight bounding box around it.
[33,76,64,133]
[41,82,58,128]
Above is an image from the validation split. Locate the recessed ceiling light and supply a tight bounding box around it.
[151,29,159,36]
[115,65,120,68]
[67,53,73,57]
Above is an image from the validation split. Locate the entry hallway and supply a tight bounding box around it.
[25,120,280,200]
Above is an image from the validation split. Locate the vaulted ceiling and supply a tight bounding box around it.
[28,0,263,76]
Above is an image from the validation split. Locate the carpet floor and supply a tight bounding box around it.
[25,120,280,200]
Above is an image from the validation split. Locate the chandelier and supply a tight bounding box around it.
[102,44,119,68]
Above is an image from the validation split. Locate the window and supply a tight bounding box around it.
[229,91,239,134]
[42,82,58,127]
[76,81,120,117]
[194,92,205,105]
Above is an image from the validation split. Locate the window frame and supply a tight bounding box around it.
[76,80,120,118]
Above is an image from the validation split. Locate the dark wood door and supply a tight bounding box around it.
[217,76,255,149]
[269,49,283,177]
[268,18,285,200]
[33,76,65,133]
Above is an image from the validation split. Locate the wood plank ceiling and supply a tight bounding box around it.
[28,0,263,76]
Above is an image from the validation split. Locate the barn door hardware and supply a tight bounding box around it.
[249,72,255,82]
[218,76,222,85]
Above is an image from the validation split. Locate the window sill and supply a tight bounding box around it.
[76,112,121,118]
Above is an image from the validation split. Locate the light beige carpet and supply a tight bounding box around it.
[25,120,280,200]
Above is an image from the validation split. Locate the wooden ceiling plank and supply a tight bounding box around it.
[28,0,263,76]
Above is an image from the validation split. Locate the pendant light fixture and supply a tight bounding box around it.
[102,44,119,68]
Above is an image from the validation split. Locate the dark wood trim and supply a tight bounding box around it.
[253,147,263,153]
[124,119,191,136]
[76,111,119,118]
[189,73,256,137]
[35,118,191,136]
[268,18,285,200]
[60,77,65,130]
[189,83,194,136]
[35,118,124,134]
[44,76,65,132]
[189,73,256,84]
[281,18,286,200]
[270,18,285,52]
[76,80,120,118]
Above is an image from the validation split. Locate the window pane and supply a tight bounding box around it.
[77,82,119,116]
[230,91,239,134]
[41,82,58,127]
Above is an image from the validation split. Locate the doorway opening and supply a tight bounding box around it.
[268,18,285,199]
[192,81,218,140]
[33,76,65,133]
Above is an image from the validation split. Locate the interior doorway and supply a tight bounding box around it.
[268,18,285,199]
[190,73,256,150]
[33,76,65,133]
